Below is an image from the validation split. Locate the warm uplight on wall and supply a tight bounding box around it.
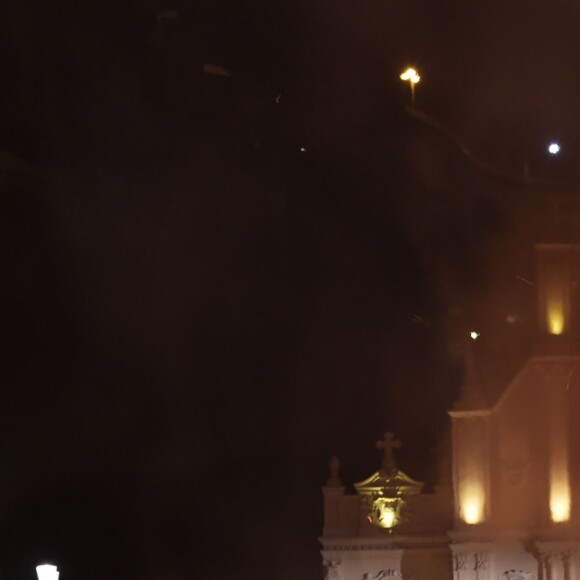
[547,298,565,335]
[461,487,485,525]
[551,493,570,523]
[550,461,571,523]
[550,483,570,523]
[452,414,490,527]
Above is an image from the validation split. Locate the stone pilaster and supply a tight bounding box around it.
[448,409,492,526]
[323,558,343,580]
[322,486,346,535]
[450,542,492,580]
[536,540,580,580]
[474,552,490,580]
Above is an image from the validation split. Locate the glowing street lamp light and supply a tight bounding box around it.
[36,564,59,580]
[548,142,561,155]
[399,67,421,107]
[470,331,480,340]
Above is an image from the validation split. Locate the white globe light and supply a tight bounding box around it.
[548,142,561,155]
[36,564,59,580]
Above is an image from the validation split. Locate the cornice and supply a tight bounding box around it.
[320,535,450,551]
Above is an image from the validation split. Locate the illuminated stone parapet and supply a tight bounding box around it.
[320,439,455,580]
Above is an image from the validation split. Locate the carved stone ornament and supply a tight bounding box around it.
[500,458,531,487]
[362,570,402,579]
[324,560,343,580]
[474,553,488,570]
[453,553,469,571]
[500,570,534,580]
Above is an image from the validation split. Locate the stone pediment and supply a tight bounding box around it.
[354,469,424,497]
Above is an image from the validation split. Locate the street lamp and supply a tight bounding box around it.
[36,564,59,580]
[399,67,421,107]
[548,142,561,155]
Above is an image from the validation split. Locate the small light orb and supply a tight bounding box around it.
[548,142,561,155]
[400,67,420,84]
[300,147,307,152]
[470,331,480,340]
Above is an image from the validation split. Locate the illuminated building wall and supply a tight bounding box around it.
[549,380,571,523]
[536,244,572,336]
[549,448,570,523]
[450,411,491,526]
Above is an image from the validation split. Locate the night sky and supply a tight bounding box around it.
[2,1,579,579]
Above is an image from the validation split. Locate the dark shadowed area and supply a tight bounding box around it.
[1,1,579,578]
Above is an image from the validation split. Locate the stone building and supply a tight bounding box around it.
[320,145,580,580]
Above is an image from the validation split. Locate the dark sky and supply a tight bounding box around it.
[2,1,579,579]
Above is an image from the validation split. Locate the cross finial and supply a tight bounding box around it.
[376,432,401,473]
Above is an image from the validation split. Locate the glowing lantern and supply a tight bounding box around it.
[399,67,421,106]
[36,565,59,580]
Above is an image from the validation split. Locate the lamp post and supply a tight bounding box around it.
[36,564,59,580]
[399,67,421,107]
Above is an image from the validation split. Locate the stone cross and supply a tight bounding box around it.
[376,432,401,473]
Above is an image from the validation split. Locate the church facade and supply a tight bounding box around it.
[320,234,580,579]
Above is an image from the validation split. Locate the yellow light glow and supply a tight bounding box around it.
[399,67,420,85]
[372,498,401,529]
[470,331,480,340]
[461,492,484,525]
[551,495,570,523]
[550,468,571,523]
[379,506,396,528]
[547,298,565,335]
